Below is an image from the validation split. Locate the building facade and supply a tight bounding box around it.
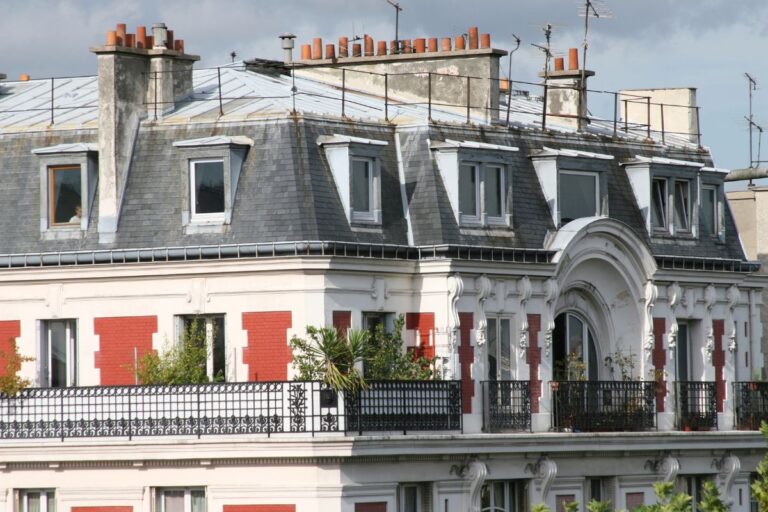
[0,21,765,512]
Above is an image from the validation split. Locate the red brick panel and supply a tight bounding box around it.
[527,314,541,414]
[406,312,435,360]
[355,503,387,512]
[242,311,293,381]
[224,506,295,512]
[332,310,352,338]
[93,316,157,386]
[0,320,21,378]
[713,319,725,413]
[458,312,474,414]
[72,507,132,512]
[652,318,667,412]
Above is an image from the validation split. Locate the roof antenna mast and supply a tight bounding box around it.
[579,0,611,120]
[531,24,553,80]
[746,73,758,169]
[385,0,404,54]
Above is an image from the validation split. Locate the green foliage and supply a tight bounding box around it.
[136,318,212,385]
[587,500,614,512]
[751,422,768,512]
[555,352,587,381]
[0,340,33,397]
[290,326,367,391]
[564,501,580,512]
[634,482,692,512]
[532,504,552,512]
[697,481,727,512]
[604,350,637,381]
[364,316,438,380]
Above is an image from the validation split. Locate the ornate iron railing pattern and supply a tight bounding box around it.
[551,381,656,432]
[481,380,531,432]
[734,381,768,430]
[344,380,462,434]
[675,381,717,431]
[0,382,343,440]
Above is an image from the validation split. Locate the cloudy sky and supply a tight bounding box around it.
[3,0,767,187]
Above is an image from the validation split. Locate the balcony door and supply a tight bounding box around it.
[487,318,512,381]
[553,312,598,381]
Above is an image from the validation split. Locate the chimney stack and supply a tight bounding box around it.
[541,47,594,131]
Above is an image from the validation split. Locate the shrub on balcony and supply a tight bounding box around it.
[364,316,438,381]
[290,326,367,391]
[0,340,33,397]
[136,318,212,385]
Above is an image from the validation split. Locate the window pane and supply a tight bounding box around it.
[51,167,81,225]
[485,166,503,217]
[191,490,206,512]
[567,314,584,359]
[212,317,226,381]
[193,161,225,214]
[673,180,690,230]
[493,482,505,509]
[487,319,498,381]
[26,493,41,512]
[651,179,667,228]
[47,494,55,512]
[701,187,716,235]
[560,173,597,224]
[403,486,418,512]
[48,321,69,388]
[500,319,511,380]
[459,164,477,217]
[351,159,371,213]
[163,491,185,512]
[677,323,689,382]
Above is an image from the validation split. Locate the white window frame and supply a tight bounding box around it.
[41,319,77,388]
[481,480,527,512]
[487,317,514,381]
[177,316,226,382]
[189,158,226,224]
[400,484,422,512]
[651,177,668,230]
[19,489,55,512]
[155,488,206,512]
[350,156,377,223]
[484,164,508,226]
[459,163,482,224]
[48,165,83,228]
[558,170,600,226]
[672,179,692,234]
[459,162,510,227]
[700,184,720,237]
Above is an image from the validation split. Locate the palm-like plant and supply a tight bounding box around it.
[290,326,368,391]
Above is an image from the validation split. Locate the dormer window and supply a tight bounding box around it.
[700,185,718,235]
[673,179,691,232]
[190,159,225,222]
[559,170,599,224]
[433,140,517,229]
[50,165,83,226]
[651,178,667,229]
[318,134,387,227]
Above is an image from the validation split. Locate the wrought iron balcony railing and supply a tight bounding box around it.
[734,381,768,430]
[675,381,717,431]
[0,380,462,441]
[551,380,656,432]
[481,380,531,432]
[345,380,462,434]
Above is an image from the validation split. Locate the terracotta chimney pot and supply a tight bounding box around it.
[19,74,30,81]
[554,57,565,71]
[390,40,398,54]
[428,37,438,52]
[364,35,374,56]
[352,43,362,57]
[569,48,579,70]
[136,26,147,49]
[403,39,412,53]
[116,23,126,46]
[500,78,509,92]
[175,40,185,53]
[300,44,311,60]
[106,30,117,46]
[339,36,349,57]
[312,37,323,60]
[441,37,452,52]
[468,26,479,49]
[125,34,135,48]
[480,33,490,49]
[167,30,174,51]
[146,35,154,48]
[414,38,426,53]
[325,43,336,60]
[377,41,387,56]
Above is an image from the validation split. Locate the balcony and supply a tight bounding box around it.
[551,381,656,432]
[0,380,462,441]
[675,381,717,431]
[481,380,531,432]
[734,381,768,430]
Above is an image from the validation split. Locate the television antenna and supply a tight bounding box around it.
[578,0,611,122]
[531,24,554,80]
[385,0,404,53]
[505,33,522,126]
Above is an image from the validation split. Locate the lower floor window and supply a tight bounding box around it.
[41,319,77,387]
[481,480,527,512]
[155,488,206,512]
[19,489,55,512]
[178,316,226,381]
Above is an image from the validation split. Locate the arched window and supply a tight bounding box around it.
[553,312,599,381]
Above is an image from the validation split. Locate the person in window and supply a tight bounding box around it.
[69,205,82,224]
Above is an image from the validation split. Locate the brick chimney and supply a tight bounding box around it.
[292,27,506,124]
[91,23,199,243]
[540,47,594,131]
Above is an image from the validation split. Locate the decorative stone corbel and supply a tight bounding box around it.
[371,276,389,311]
[446,274,464,379]
[544,278,559,357]
[518,277,532,354]
[526,455,557,502]
[667,282,682,352]
[726,285,741,353]
[645,453,680,483]
[475,275,493,347]
[643,281,658,359]
[712,453,740,506]
[704,284,717,362]
[449,458,488,512]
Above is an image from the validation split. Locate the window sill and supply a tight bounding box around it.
[351,224,383,234]
[41,228,84,241]
[185,222,229,235]
[460,226,514,237]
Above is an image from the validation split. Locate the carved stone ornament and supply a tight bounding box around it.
[713,453,740,506]
[643,281,658,359]
[518,276,533,353]
[449,458,488,512]
[726,285,741,353]
[646,454,680,483]
[667,282,681,352]
[371,276,389,311]
[526,455,557,502]
[446,274,465,379]
[704,284,717,362]
[544,278,559,357]
[475,275,493,347]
